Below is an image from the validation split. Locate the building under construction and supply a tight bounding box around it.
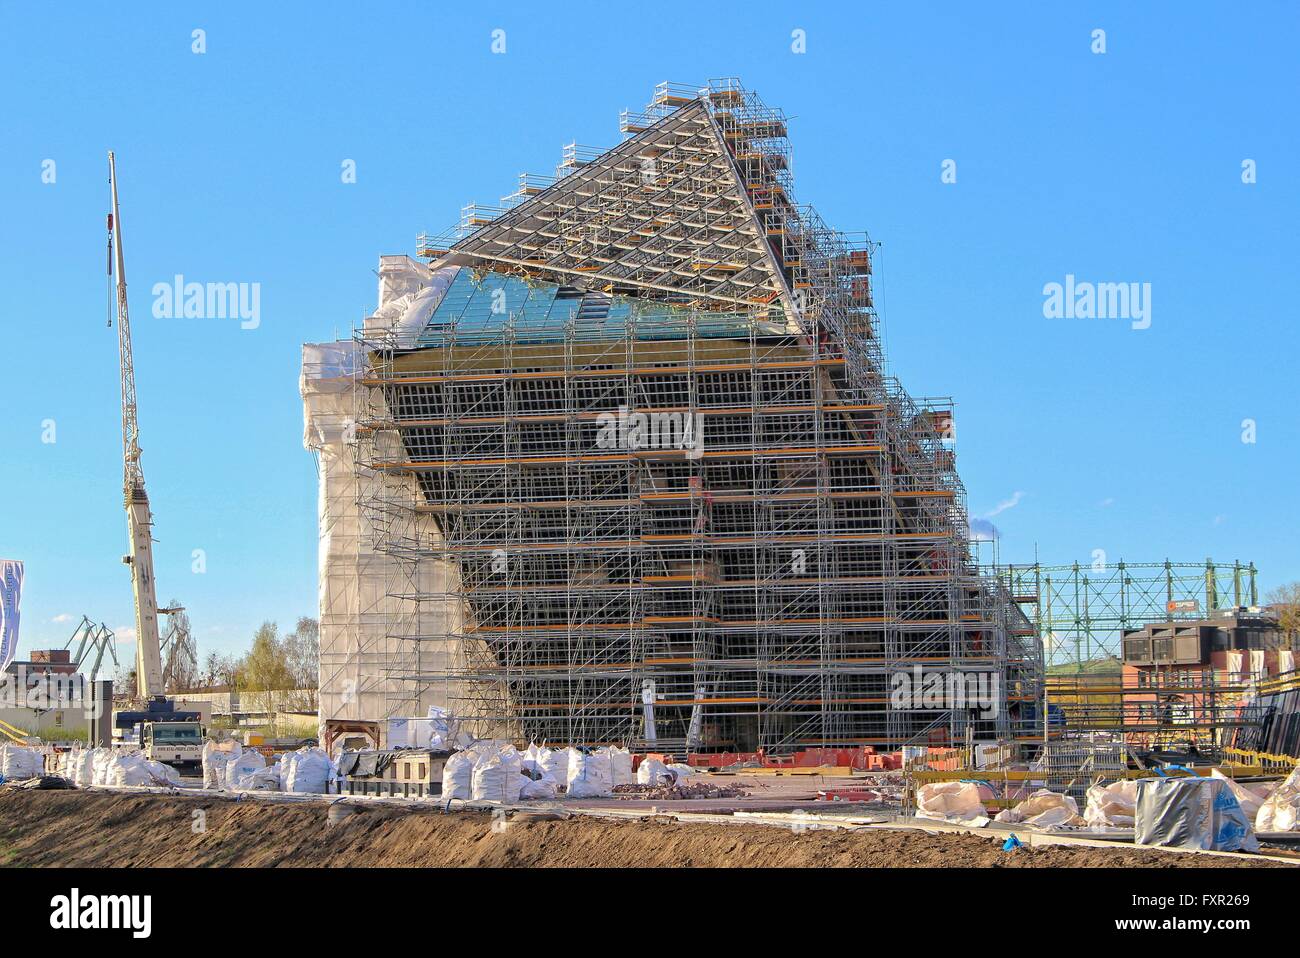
[302,80,1041,754]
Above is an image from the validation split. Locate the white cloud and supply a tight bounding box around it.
[1098,497,1114,508]
[113,626,137,643]
[50,613,74,624]
[969,518,1000,542]
[1213,515,1226,526]
[983,491,1024,518]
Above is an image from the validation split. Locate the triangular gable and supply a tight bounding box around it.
[445,100,792,314]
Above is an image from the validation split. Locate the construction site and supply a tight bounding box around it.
[304,79,1044,758]
[4,79,1300,875]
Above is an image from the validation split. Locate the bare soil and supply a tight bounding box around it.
[0,790,1284,868]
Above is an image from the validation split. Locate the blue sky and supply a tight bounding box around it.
[2,2,1297,662]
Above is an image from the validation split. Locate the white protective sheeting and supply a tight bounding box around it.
[304,260,537,742]
[302,337,452,738]
[1256,764,1300,832]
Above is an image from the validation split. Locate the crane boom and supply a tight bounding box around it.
[108,152,164,700]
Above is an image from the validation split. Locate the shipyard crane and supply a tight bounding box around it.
[107,152,166,704]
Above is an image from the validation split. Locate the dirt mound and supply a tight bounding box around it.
[0,791,1282,868]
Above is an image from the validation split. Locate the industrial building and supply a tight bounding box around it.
[303,80,1042,754]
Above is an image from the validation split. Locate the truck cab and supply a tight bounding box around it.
[142,720,203,767]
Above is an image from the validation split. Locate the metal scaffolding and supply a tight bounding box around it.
[349,80,1041,754]
[1001,559,1259,670]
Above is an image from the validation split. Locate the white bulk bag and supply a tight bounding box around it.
[1210,769,1265,822]
[606,746,633,786]
[566,747,613,798]
[993,788,1083,828]
[537,746,569,792]
[916,781,987,823]
[519,770,558,800]
[443,748,482,800]
[108,752,173,787]
[202,741,242,790]
[227,750,268,790]
[0,744,44,780]
[1084,780,1137,827]
[283,747,333,794]
[246,766,281,791]
[636,757,674,786]
[472,747,523,803]
[92,748,118,786]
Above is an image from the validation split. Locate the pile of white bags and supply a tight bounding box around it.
[472,746,523,803]
[106,751,180,787]
[280,747,334,794]
[1255,764,1300,833]
[915,781,988,823]
[566,747,612,798]
[1084,780,1138,827]
[67,749,92,786]
[993,788,1084,829]
[0,743,45,780]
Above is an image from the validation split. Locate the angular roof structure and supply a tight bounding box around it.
[444,97,793,315]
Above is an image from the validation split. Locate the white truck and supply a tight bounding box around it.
[141,720,204,768]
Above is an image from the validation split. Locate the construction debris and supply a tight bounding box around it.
[612,781,749,801]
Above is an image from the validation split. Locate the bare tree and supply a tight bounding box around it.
[1266,581,1300,639]
[283,617,320,697]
